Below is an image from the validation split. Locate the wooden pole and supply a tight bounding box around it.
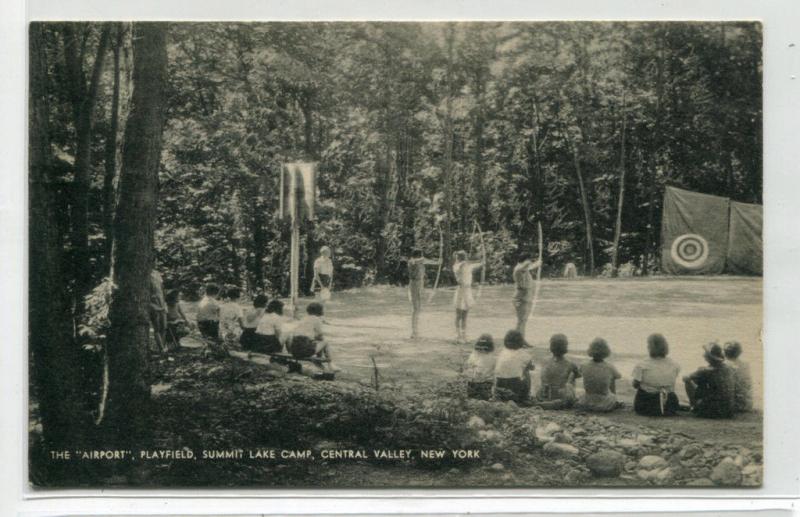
[611,93,627,277]
[290,204,300,318]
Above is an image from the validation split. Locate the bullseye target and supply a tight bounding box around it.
[670,233,709,269]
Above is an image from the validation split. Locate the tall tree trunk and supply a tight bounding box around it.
[63,23,111,315]
[558,110,595,276]
[103,24,123,270]
[611,94,627,277]
[525,96,545,250]
[442,24,456,277]
[571,140,595,276]
[29,23,87,452]
[104,22,168,444]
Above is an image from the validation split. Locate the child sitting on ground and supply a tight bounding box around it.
[165,289,192,350]
[254,299,287,355]
[536,333,580,409]
[724,341,753,412]
[632,333,681,416]
[240,294,267,353]
[578,337,623,412]
[288,302,337,372]
[683,342,736,419]
[494,330,534,404]
[464,334,496,400]
[220,286,244,348]
[196,283,222,341]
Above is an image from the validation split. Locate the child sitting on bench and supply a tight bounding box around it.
[240,294,267,353]
[253,299,287,355]
[288,302,338,372]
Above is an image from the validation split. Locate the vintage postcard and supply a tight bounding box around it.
[28,21,762,488]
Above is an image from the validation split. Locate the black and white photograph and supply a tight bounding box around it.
[27,20,763,489]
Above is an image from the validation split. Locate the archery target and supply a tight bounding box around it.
[670,233,710,269]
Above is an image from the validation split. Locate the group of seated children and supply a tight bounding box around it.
[166,283,335,372]
[464,331,752,419]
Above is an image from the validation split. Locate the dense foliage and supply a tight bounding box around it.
[38,21,762,300]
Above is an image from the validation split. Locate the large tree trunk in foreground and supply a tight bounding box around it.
[29,23,87,450]
[63,23,111,313]
[102,24,123,270]
[104,23,167,444]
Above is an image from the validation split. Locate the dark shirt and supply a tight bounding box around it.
[689,363,736,418]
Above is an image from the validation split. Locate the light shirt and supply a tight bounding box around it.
[242,308,264,329]
[196,295,220,322]
[494,348,533,379]
[314,256,334,276]
[632,357,680,393]
[293,314,324,340]
[256,312,286,336]
[453,261,479,288]
[220,302,243,336]
[465,351,496,383]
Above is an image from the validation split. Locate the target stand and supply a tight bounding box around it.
[670,233,710,270]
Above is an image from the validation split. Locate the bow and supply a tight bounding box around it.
[426,215,445,303]
[528,221,544,319]
[473,220,487,300]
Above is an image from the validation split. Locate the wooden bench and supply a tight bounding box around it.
[265,353,335,380]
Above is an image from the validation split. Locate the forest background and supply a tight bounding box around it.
[35,21,762,302]
[28,21,762,450]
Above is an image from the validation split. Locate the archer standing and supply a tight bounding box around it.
[312,246,334,305]
[513,252,542,337]
[452,250,485,343]
[407,248,441,339]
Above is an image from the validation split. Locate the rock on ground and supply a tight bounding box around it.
[586,450,626,478]
[710,458,743,486]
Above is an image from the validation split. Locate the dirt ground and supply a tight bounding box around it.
[193,276,762,406]
[182,276,762,447]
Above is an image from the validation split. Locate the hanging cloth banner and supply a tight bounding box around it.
[279,162,316,222]
[726,201,763,275]
[660,186,729,275]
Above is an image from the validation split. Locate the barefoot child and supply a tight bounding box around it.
[494,330,534,403]
[464,334,496,400]
[536,333,580,409]
[407,248,441,339]
[452,250,484,343]
[724,341,753,412]
[578,337,623,412]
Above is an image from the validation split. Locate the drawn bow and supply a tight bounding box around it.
[426,214,445,303]
[527,221,544,320]
[472,220,487,300]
